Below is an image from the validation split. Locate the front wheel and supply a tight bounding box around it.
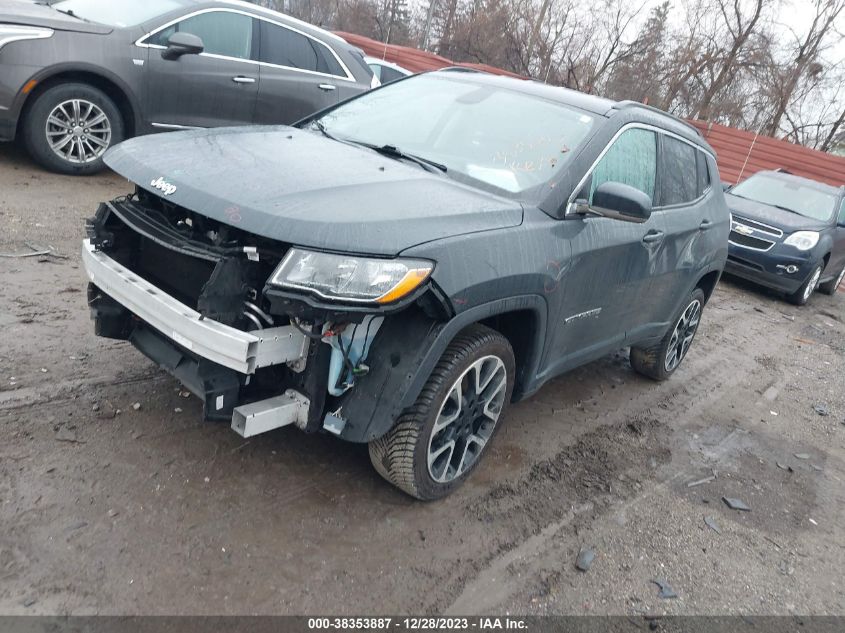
[818,263,845,296]
[368,324,515,500]
[631,288,706,381]
[786,264,823,305]
[22,82,124,175]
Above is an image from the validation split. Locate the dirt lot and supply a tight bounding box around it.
[1,142,844,616]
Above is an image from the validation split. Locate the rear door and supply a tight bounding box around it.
[142,9,259,129]
[547,126,666,368]
[644,136,717,336]
[253,20,347,125]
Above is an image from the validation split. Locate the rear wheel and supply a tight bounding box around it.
[23,82,124,175]
[818,263,845,296]
[368,325,515,500]
[631,288,705,381]
[786,264,822,305]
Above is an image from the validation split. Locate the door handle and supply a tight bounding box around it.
[699,219,713,231]
[318,83,337,91]
[642,230,664,244]
[232,76,256,84]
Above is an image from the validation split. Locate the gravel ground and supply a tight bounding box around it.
[1,142,844,616]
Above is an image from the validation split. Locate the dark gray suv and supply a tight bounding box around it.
[0,0,373,174]
[83,71,730,499]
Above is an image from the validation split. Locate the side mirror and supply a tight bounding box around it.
[575,182,652,223]
[162,32,204,60]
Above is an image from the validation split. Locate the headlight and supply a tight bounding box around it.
[783,231,820,251]
[0,25,54,51]
[269,248,434,304]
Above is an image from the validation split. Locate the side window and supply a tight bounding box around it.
[260,21,345,76]
[696,150,711,196]
[589,128,657,203]
[379,66,405,84]
[147,11,254,60]
[660,136,698,206]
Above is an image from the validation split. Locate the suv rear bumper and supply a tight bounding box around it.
[82,239,309,375]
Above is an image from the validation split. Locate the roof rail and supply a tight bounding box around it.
[612,100,702,137]
[439,66,484,74]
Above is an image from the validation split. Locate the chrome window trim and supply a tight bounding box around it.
[565,121,716,216]
[135,7,356,83]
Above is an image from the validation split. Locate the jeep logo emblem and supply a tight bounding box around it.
[151,176,177,196]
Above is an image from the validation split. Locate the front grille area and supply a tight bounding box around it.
[731,215,783,237]
[88,192,289,327]
[729,231,775,251]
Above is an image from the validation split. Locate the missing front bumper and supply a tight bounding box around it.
[81,239,308,375]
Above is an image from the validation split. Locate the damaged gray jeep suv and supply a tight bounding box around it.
[83,70,729,499]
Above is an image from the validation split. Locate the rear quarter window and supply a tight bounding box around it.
[659,136,698,206]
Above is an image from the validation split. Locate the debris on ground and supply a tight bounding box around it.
[575,547,595,572]
[704,516,721,534]
[813,404,829,416]
[794,453,810,460]
[651,579,679,599]
[776,462,793,472]
[809,518,818,526]
[179,391,191,398]
[810,464,823,472]
[722,497,751,512]
[174,407,183,413]
[132,402,141,411]
[108,509,119,518]
[687,473,716,488]
[55,427,83,443]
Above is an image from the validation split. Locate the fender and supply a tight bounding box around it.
[336,294,548,443]
[11,62,143,133]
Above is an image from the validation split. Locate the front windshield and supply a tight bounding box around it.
[731,173,837,222]
[49,0,185,27]
[312,74,597,197]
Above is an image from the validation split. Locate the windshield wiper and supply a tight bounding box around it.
[310,120,341,142]
[356,142,447,174]
[308,123,447,174]
[731,193,802,216]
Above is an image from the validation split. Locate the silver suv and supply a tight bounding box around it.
[0,0,373,174]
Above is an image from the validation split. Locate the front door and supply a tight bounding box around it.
[143,9,259,129]
[547,126,665,371]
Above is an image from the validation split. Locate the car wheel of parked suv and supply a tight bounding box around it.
[23,83,124,176]
[818,264,845,296]
[368,325,515,500]
[631,288,706,382]
[786,264,823,306]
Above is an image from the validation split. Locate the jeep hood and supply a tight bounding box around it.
[104,127,524,256]
[0,1,112,34]
[725,193,830,232]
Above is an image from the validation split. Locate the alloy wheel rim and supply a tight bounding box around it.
[664,299,702,373]
[803,267,822,302]
[46,99,112,164]
[427,355,508,483]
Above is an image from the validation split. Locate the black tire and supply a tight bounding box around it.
[22,82,124,175]
[818,263,845,296]
[368,324,515,500]
[631,287,706,382]
[786,264,823,305]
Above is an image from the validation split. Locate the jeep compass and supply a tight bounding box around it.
[82,70,730,499]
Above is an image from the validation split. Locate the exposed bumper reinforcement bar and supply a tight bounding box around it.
[81,239,308,375]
